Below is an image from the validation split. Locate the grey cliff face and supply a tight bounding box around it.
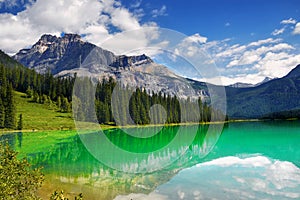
[14,34,154,74]
[14,34,102,74]
[110,54,153,70]
[13,33,209,100]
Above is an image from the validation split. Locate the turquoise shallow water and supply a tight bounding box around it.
[115,121,300,200]
[1,120,300,199]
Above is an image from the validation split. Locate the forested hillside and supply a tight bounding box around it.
[0,50,74,129]
[72,76,224,126]
[1,49,225,129]
[93,78,221,125]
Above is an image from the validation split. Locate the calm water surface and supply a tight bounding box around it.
[1,120,300,200]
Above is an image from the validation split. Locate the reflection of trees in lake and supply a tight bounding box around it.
[25,125,222,176]
[4,126,223,200]
[0,131,23,148]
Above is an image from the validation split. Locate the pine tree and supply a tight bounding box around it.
[17,114,23,130]
[198,97,203,122]
[0,64,7,100]
[32,91,39,103]
[129,92,138,124]
[119,87,128,125]
[0,98,4,128]
[103,102,110,124]
[26,86,33,98]
[73,96,85,121]
[57,96,62,111]
[4,83,16,129]
[61,97,71,113]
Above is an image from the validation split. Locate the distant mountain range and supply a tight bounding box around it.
[226,65,300,118]
[228,77,274,88]
[13,34,206,100]
[7,33,300,119]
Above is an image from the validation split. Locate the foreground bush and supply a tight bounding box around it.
[0,142,44,200]
[0,143,84,200]
[50,190,83,200]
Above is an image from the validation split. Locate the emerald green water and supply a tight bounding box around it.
[1,120,300,199]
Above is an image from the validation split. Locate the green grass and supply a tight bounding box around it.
[15,91,75,131]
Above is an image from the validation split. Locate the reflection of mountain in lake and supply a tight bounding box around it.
[2,121,300,199]
[116,155,300,200]
[115,121,300,200]
[23,125,221,200]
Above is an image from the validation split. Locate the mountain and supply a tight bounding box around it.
[14,34,112,74]
[13,34,206,100]
[0,49,21,67]
[11,33,300,119]
[257,77,274,86]
[228,77,274,88]
[228,82,254,88]
[226,64,300,118]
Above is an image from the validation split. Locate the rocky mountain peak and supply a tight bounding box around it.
[31,34,57,54]
[61,33,82,43]
[13,33,96,74]
[38,33,82,43]
[110,54,153,69]
[39,34,58,43]
[29,33,83,54]
[228,76,275,88]
[13,33,210,100]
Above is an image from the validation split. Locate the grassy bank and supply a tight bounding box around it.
[15,91,75,131]
[2,91,268,133]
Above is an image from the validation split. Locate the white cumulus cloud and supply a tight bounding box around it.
[185,33,207,44]
[173,33,208,58]
[130,0,142,8]
[114,192,168,200]
[110,7,141,31]
[0,0,163,55]
[227,51,261,67]
[248,38,281,47]
[27,0,102,32]
[216,44,246,58]
[271,27,285,36]
[151,5,167,18]
[0,13,43,54]
[226,43,294,68]
[204,35,300,85]
[256,52,300,78]
[293,22,300,35]
[281,18,297,24]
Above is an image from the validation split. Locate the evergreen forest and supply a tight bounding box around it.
[0,50,224,129]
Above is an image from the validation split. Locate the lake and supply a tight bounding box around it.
[1,120,300,200]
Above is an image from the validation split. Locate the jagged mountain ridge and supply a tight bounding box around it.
[228,77,274,88]
[226,64,300,118]
[11,33,300,119]
[14,33,206,99]
[13,34,153,74]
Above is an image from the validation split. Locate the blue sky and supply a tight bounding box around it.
[0,0,300,85]
[124,0,300,41]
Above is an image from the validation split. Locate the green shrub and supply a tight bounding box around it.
[50,190,83,200]
[0,142,44,200]
[0,143,84,200]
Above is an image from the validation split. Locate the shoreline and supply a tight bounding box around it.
[0,120,236,134]
[1,118,299,135]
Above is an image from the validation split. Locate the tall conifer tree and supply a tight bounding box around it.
[4,83,16,129]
